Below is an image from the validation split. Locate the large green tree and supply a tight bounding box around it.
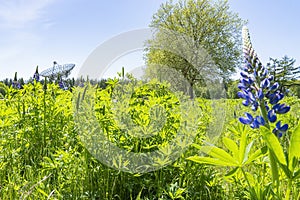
[145,0,245,99]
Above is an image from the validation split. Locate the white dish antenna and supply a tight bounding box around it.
[40,61,75,79]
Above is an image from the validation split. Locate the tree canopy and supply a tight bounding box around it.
[144,0,245,98]
[267,56,300,86]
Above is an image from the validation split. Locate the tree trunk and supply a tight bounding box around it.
[189,83,194,100]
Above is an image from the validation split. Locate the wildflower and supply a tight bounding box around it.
[272,121,288,138]
[238,27,290,137]
[12,72,21,89]
[239,113,265,129]
[33,66,40,82]
[58,77,68,90]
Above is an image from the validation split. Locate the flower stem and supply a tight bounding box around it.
[259,99,270,129]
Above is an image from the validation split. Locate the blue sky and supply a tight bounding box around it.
[0,0,299,80]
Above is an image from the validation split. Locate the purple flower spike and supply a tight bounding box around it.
[237,27,290,134]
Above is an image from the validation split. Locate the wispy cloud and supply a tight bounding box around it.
[0,0,56,29]
[0,0,58,79]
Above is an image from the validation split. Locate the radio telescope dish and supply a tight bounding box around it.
[40,61,75,79]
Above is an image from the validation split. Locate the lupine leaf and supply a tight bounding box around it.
[225,167,239,177]
[242,140,254,164]
[223,137,239,161]
[187,156,238,167]
[288,122,300,171]
[239,130,247,164]
[261,126,287,166]
[200,146,238,165]
[245,146,268,165]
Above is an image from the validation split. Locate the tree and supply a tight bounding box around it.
[145,0,245,99]
[267,56,300,94]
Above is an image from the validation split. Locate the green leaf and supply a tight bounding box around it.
[135,187,144,200]
[225,167,239,177]
[261,126,287,166]
[192,143,202,150]
[36,188,49,197]
[289,122,300,170]
[200,146,238,165]
[239,130,247,164]
[293,169,300,180]
[245,146,268,165]
[187,156,238,167]
[242,140,254,164]
[223,137,239,160]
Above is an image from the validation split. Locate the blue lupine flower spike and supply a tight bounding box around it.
[238,26,290,137]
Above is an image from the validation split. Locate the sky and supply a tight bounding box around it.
[0,0,299,80]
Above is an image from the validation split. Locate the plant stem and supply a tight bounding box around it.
[285,178,292,200]
[241,168,251,190]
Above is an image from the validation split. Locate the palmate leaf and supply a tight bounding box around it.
[188,125,267,168]
[200,146,238,165]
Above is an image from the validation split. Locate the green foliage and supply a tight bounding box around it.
[225,80,239,99]
[145,0,246,98]
[1,75,300,199]
[94,78,182,153]
[267,56,300,95]
[1,77,226,199]
[0,82,8,98]
[188,127,267,168]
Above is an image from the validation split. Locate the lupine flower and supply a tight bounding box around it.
[12,72,21,89]
[58,77,68,90]
[33,66,40,82]
[272,121,288,138]
[58,78,65,89]
[238,27,290,138]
